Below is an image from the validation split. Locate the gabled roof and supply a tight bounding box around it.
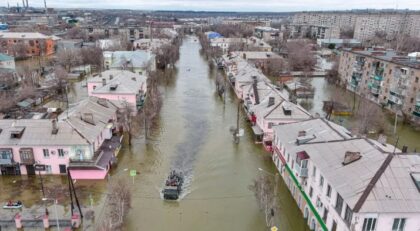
[59,97,118,143]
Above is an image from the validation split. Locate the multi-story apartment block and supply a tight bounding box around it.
[0,32,56,58]
[354,13,420,41]
[339,48,420,123]
[82,26,151,42]
[272,118,420,231]
[292,11,420,42]
[289,24,340,40]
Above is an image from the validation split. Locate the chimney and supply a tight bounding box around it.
[267,97,275,107]
[102,78,106,86]
[52,119,58,134]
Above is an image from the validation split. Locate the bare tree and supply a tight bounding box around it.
[66,27,87,40]
[354,96,386,135]
[340,27,355,39]
[142,70,163,139]
[54,66,69,95]
[326,57,339,84]
[96,179,132,231]
[154,41,180,69]
[56,48,82,71]
[250,174,279,228]
[117,101,142,146]
[395,35,420,53]
[286,40,316,76]
[80,47,104,72]
[263,58,287,77]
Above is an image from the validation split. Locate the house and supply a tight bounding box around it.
[56,39,83,52]
[103,50,156,74]
[0,97,122,180]
[232,51,283,70]
[0,53,15,70]
[232,61,269,99]
[254,26,281,42]
[272,118,420,231]
[210,37,246,54]
[133,38,170,51]
[0,32,56,58]
[87,70,147,112]
[251,90,311,148]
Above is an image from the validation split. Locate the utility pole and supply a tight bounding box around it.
[234,101,241,144]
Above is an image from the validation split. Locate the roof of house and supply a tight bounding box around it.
[274,118,420,214]
[253,90,311,122]
[0,119,88,146]
[89,70,147,95]
[59,97,118,143]
[0,32,51,39]
[343,48,420,69]
[232,51,282,60]
[0,53,14,62]
[103,51,155,69]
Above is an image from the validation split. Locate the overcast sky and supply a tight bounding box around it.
[5,0,420,12]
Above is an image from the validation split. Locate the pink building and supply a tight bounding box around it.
[87,70,147,113]
[0,97,122,180]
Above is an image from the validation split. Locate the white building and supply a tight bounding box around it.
[103,50,156,74]
[272,118,420,231]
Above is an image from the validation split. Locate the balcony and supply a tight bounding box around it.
[294,151,309,178]
[370,87,380,95]
[69,135,122,169]
[388,95,403,105]
[0,149,13,165]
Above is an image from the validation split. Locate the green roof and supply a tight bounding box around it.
[0,53,14,62]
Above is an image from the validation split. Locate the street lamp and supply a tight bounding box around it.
[42,198,60,231]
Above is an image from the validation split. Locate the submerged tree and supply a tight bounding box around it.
[250,174,280,228]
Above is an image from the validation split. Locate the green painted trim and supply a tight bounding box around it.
[283,164,328,231]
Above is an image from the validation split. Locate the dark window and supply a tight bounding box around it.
[58,149,64,157]
[59,165,67,174]
[335,193,344,216]
[415,77,419,83]
[309,187,313,198]
[344,205,353,226]
[327,184,332,197]
[43,149,49,158]
[362,218,377,231]
[322,208,328,222]
[331,220,337,231]
[392,218,406,231]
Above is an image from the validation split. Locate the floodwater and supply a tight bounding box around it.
[301,77,420,151]
[116,36,310,230]
[1,36,311,230]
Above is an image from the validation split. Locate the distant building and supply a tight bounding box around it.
[56,39,83,51]
[272,118,420,231]
[254,26,281,42]
[103,50,156,74]
[0,53,15,70]
[205,31,223,39]
[232,51,283,70]
[338,48,420,123]
[133,38,170,51]
[0,32,56,58]
[289,24,340,40]
[87,70,147,113]
[317,39,361,49]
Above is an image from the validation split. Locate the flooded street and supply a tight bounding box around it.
[115,36,309,230]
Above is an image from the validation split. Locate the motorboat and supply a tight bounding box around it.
[3,201,22,209]
[162,170,183,200]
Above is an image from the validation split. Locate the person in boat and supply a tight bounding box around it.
[7,200,12,206]
[16,201,21,205]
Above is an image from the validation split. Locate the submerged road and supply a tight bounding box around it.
[116,36,310,230]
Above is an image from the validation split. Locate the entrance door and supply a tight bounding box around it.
[26,165,36,175]
[59,165,67,174]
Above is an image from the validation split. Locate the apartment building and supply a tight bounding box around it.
[289,24,340,40]
[354,13,420,41]
[292,11,420,42]
[338,48,420,123]
[0,32,55,58]
[272,118,420,231]
[82,26,151,42]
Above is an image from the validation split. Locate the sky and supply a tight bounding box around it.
[4,0,420,12]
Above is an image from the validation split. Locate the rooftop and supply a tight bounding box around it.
[0,32,51,39]
[343,48,420,69]
[89,70,147,95]
[103,50,155,69]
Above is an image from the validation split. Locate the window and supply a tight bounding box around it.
[58,149,64,157]
[309,187,313,198]
[362,218,377,231]
[319,175,324,187]
[322,208,328,222]
[326,184,332,197]
[312,166,316,177]
[45,165,52,173]
[344,205,353,226]
[43,149,49,158]
[335,193,344,216]
[0,149,12,159]
[331,220,337,231]
[392,218,406,231]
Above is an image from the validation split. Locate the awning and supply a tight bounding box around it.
[251,125,264,135]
